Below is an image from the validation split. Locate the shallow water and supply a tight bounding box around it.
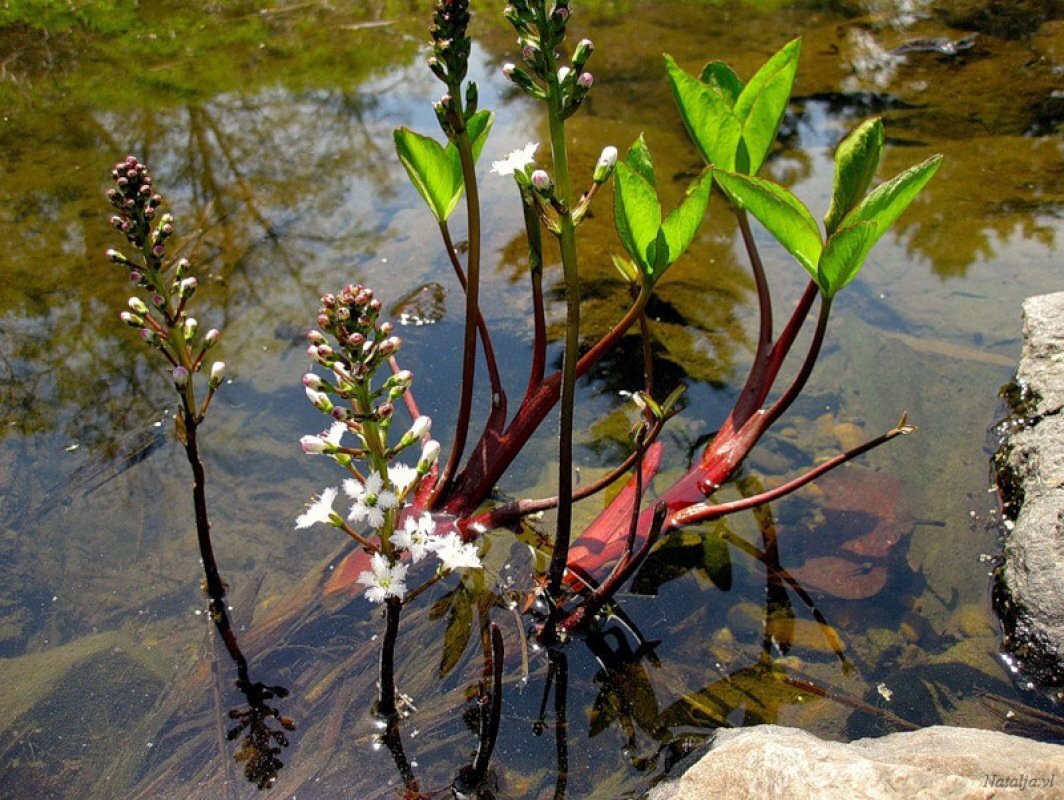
[1,1,1062,798]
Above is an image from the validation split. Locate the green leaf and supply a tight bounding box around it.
[834,153,943,270]
[699,61,743,107]
[393,110,494,223]
[824,117,884,236]
[817,220,878,297]
[624,133,656,188]
[394,127,457,222]
[657,168,713,274]
[664,54,742,170]
[464,109,494,162]
[712,171,823,281]
[733,38,801,123]
[733,38,801,175]
[614,161,662,273]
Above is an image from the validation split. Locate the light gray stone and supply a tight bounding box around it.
[997,291,1064,686]
[648,725,1064,800]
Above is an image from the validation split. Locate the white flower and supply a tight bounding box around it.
[357,552,408,603]
[391,512,438,562]
[300,420,347,455]
[388,463,419,495]
[295,487,340,529]
[491,142,538,176]
[344,471,398,529]
[431,532,482,572]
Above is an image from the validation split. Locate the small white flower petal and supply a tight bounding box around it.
[490,142,538,176]
[295,487,339,529]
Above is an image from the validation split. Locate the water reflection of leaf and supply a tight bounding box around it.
[660,662,802,730]
[631,525,733,596]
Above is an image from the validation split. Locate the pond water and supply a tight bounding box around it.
[1,1,1062,798]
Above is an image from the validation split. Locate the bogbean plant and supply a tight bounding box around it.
[105,0,943,783]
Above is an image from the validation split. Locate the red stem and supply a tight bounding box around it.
[439,286,651,517]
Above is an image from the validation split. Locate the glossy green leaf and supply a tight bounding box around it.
[624,133,656,188]
[834,153,943,271]
[664,54,742,170]
[614,161,662,272]
[712,171,823,280]
[394,127,455,222]
[817,220,878,297]
[393,110,494,223]
[699,61,743,107]
[658,168,713,274]
[733,38,801,123]
[824,117,884,236]
[733,39,801,175]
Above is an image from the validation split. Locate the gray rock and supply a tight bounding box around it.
[649,725,1064,800]
[996,291,1064,687]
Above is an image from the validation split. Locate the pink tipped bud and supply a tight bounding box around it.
[300,434,328,454]
[531,170,552,192]
[303,373,326,391]
[577,71,593,89]
[172,366,189,389]
[178,277,197,298]
[377,402,394,420]
[204,328,221,349]
[306,329,326,346]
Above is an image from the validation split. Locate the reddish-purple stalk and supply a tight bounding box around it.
[431,123,484,505]
[439,222,507,437]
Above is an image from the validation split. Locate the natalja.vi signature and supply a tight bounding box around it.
[984,773,1057,790]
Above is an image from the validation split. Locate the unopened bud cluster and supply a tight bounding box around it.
[304,284,426,450]
[104,156,224,416]
[299,284,442,548]
[428,0,479,136]
[502,2,592,118]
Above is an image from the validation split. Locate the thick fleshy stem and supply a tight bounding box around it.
[439,221,506,433]
[670,413,916,528]
[522,189,548,394]
[543,61,582,605]
[431,126,484,504]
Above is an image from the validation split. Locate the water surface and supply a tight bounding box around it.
[1,1,1062,798]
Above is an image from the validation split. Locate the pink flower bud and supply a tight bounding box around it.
[531,170,552,192]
